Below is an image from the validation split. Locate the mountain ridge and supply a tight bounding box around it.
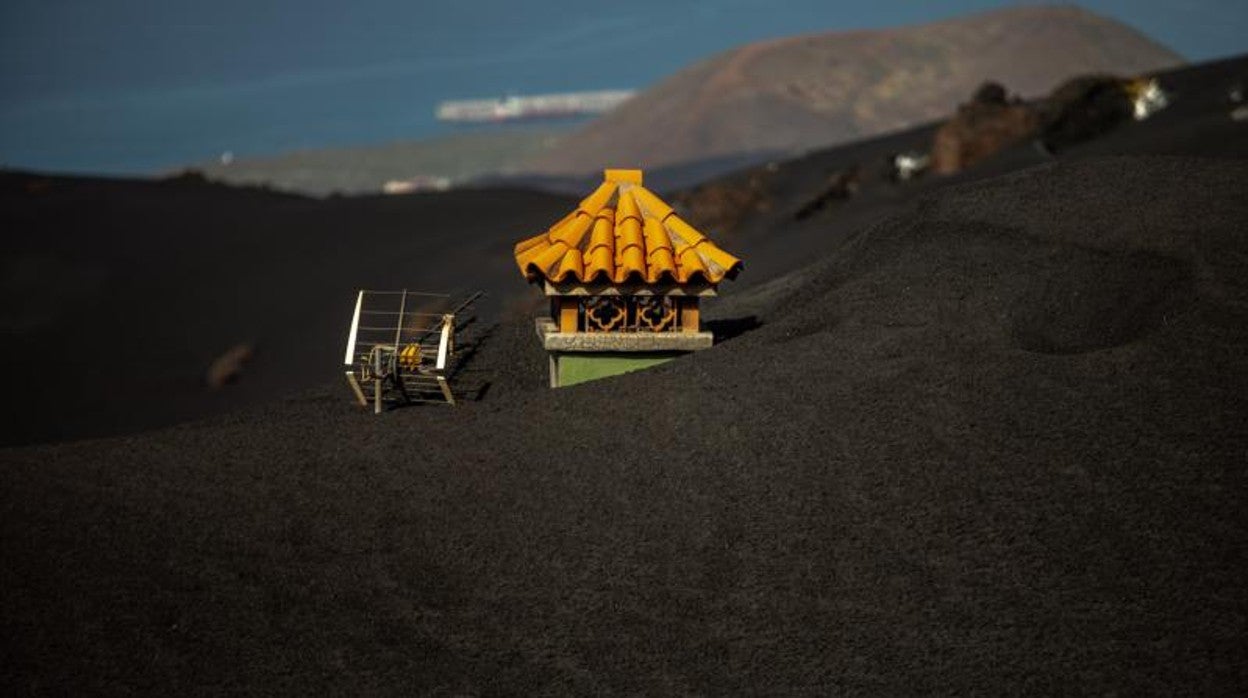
[522,5,1183,175]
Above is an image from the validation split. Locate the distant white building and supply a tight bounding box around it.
[436,89,635,123]
[383,175,452,194]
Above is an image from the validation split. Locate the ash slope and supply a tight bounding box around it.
[0,179,573,447]
[3,53,1242,449]
[4,155,1246,694]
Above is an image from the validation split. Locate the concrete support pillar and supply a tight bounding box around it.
[558,297,579,333]
[679,297,700,333]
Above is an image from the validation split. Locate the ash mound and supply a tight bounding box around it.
[4,155,1246,693]
[1008,248,1188,355]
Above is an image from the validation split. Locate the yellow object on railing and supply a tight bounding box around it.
[398,344,422,371]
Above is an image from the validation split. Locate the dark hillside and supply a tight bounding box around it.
[3,51,1248,695]
[0,176,571,446]
[3,155,1246,693]
[2,54,1244,448]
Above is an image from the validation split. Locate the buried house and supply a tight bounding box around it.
[514,168,742,387]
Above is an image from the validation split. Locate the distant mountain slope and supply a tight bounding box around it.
[192,129,567,196]
[522,5,1182,175]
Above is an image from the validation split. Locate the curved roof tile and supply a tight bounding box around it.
[515,169,742,286]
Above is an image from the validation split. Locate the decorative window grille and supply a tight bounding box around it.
[579,296,679,333]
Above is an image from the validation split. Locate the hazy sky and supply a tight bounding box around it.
[1,1,1245,174]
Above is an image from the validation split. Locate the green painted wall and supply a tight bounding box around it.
[555,352,686,387]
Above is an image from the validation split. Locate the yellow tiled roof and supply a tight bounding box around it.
[515,169,743,285]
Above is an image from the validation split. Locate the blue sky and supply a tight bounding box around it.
[1,1,1245,174]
